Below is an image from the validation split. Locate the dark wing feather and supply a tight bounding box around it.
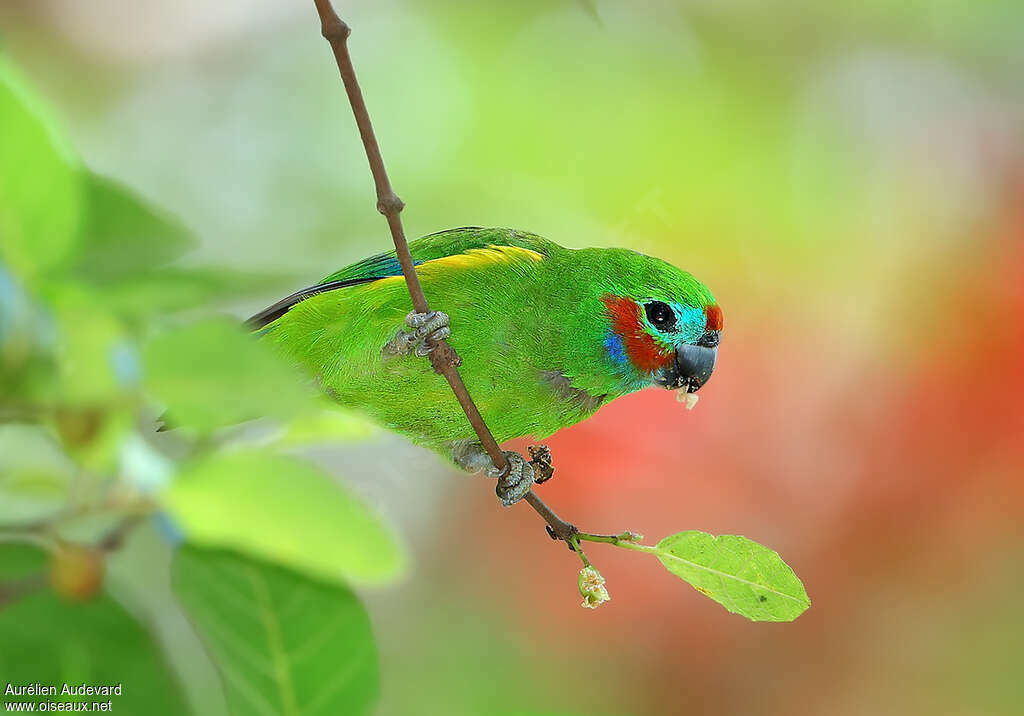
[244,277,379,330]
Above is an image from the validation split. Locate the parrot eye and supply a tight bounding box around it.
[644,301,676,331]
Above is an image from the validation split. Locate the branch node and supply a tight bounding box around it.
[376,192,405,216]
[317,0,351,42]
[428,343,463,374]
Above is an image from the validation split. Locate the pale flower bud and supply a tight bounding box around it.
[578,566,610,609]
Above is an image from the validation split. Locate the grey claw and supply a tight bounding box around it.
[384,311,450,358]
[488,451,535,507]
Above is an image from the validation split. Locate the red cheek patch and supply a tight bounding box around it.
[705,303,723,331]
[601,295,675,374]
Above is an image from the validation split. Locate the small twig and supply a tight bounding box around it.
[1,493,154,535]
[577,530,646,546]
[0,573,47,609]
[0,530,57,552]
[525,492,578,543]
[567,534,591,568]
[96,514,147,553]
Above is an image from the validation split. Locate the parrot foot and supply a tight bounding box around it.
[487,451,535,507]
[449,441,537,507]
[450,440,494,473]
[384,311,451,358]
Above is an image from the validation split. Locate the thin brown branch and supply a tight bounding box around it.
[312,0,505,467]
[311,0,593,545]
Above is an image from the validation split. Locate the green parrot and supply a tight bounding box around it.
[249,227,722,504]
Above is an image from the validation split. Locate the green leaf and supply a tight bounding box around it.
[652,531,810,622]
[142,318,318,431]
[47,284,133,404]
[162,450,404,586]
[0,55,81,281]
[0,424,74,524]
[99,267,292,323]
[173,546,379,716]
[0,544,189,714]
[274,407,378,447]
[0,263,54,386]
[67,172,196,283]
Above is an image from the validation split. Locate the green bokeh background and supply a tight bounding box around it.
[2,1,1023,715]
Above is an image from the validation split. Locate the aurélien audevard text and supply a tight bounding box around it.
[5,683,123,697]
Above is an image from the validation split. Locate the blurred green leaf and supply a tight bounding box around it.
[162,450,404,586]
[274,407,378,447]
[0,263,55,393]
[173,546,379,716]
[67,172,196,283]
[0,544,189,714]
[0,55,81,282]
[100,267,291,323]
[142,318,316,431]
[0,540,47,575]
[0,424,73,524]
[652,531,810,622]
[51,406,136,475]
[47,284,132,405]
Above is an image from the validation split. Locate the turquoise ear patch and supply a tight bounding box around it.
[672,303,706,343]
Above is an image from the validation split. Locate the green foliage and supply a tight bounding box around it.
[0,424,73,524]
[162,450,405,586]
[0,266,55,399]
[47,284,132,405]
[142,319,318,431]
[173,546,379,716]
[273,407,378,447]
[67,172,195,284]
[0,545,189,714]
[99,266,287,325]
[651,531,810,622]
[0,57,80,283]
[0,52,395,715]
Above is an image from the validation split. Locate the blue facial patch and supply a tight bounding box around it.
[604,331,629,366]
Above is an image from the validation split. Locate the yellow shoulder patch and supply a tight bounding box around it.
[357,244,544,293]
[417,244,545,274]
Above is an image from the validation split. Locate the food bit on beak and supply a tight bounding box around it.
[676,390,699,410]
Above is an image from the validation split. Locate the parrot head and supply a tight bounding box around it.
[593,250,722,395]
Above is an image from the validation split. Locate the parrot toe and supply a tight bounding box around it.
[489,451,535,507]
[449,443,541,505]
[383,310,451,358]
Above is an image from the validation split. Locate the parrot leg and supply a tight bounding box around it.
[383,311,451,358]
[449,441,536,507]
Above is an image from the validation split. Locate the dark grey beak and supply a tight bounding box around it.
[655,344,718,393]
